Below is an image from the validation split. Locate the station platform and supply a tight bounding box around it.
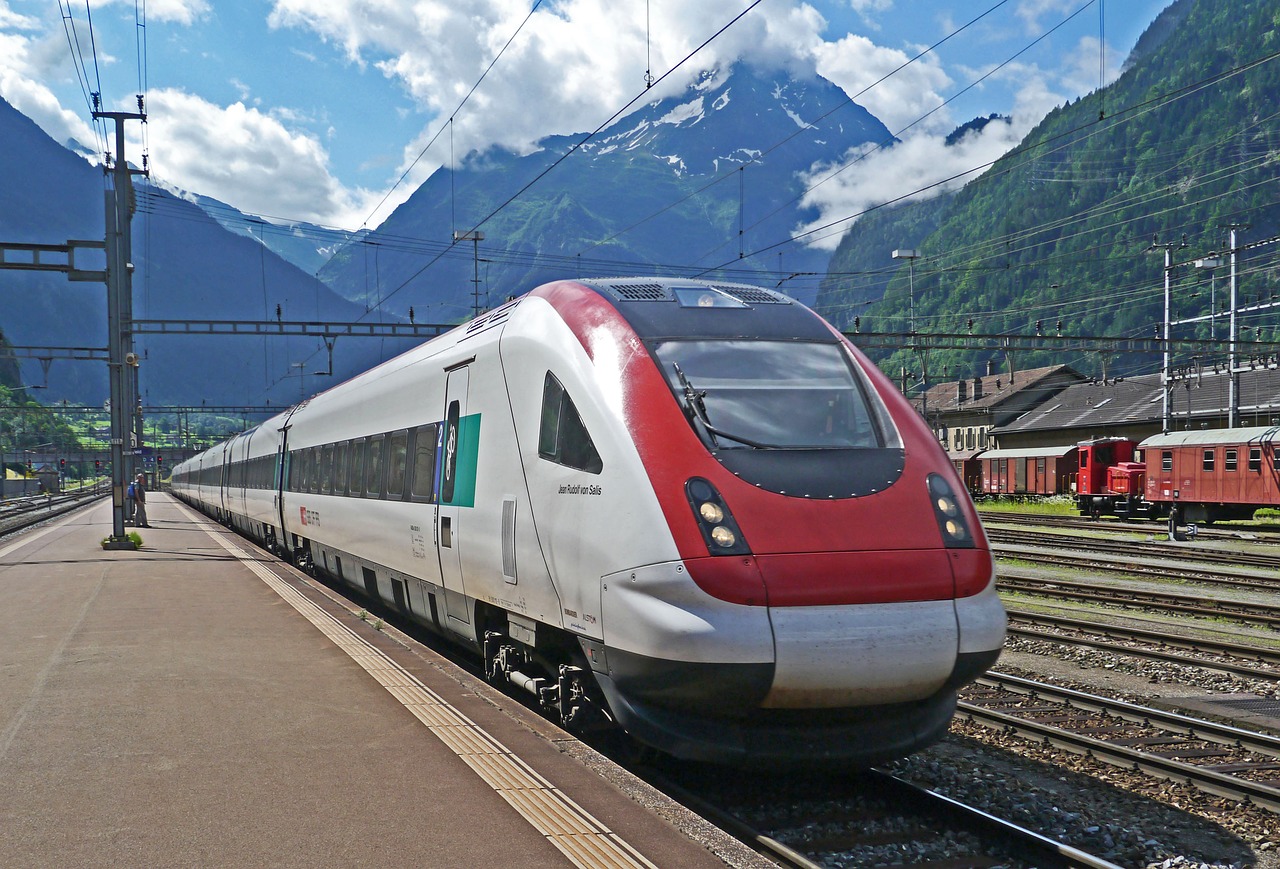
[0,494,766,868]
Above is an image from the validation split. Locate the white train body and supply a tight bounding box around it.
[173,278,1005,766]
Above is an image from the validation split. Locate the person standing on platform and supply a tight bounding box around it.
[125,477,136,523]
[133,473,150,528]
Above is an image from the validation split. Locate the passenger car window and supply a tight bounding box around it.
[411,425,439,500]
[387,431,409,497]
[348,439,365,496]
[538,372,603,474]
[365,436,384,496]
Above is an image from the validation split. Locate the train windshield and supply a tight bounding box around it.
[653,339,885,449]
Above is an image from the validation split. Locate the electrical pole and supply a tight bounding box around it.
[1148,235,1186,433]
[95,106,148,547]
[1226,224,1248,428]
[454,230,484,317]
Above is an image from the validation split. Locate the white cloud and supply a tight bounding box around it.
[793,69,1053,251]
[0,25,99,152]
[134,88,379,228]
[813,32,952,136]
[266,1,832,187]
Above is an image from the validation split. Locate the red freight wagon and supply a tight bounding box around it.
[1141,426,1280,523]
[979,445,1077,496]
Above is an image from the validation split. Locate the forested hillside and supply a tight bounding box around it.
[818,0,1280,381]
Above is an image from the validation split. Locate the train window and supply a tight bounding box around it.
[1225,449,1238,472]
[299,450,312,492]
[365,435,385,496]
[1273,449,1280,472]
[348,439,365,497]
[1162,450,1172,472]
[539,372,603,474]
[1202,449,1215,472]
[310,447,323,493]
[411,425,439,501]
[320,444,334,492]
[387,430,409,498]
[333,442,348,495]
[652,339,883,449]
[1249,447,1261,472]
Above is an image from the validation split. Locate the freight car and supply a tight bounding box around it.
[1141,426,1280,524]
[172,277,1006,768]
[978,445,1077,496]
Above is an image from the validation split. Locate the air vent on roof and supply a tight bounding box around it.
[463,297,521,336]
[716,285,787,304]
[609,282,669,301]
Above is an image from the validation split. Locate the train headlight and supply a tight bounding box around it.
[685,477,750,555]
[699,502,725,524]
[710,525,736,548]
[928,473,975,549]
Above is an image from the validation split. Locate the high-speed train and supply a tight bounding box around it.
[172,277,1005,767]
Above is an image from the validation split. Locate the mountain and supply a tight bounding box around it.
[318,64,891,314]
[179,188,365,274]
[816,0,1280,382]
[0,95,412,407]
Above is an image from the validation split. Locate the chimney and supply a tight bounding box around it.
[986,359,995,376]
[972,376,983,400]
[957,379,968,403]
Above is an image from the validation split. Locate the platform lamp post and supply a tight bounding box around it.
[454,230,485,317]
[892,249,927,426]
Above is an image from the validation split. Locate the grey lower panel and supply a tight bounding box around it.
[593,649,957,768]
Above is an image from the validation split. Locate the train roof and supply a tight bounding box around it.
[976,444,1076,460]
[577,277,833,342]
[1140,426,1280,448]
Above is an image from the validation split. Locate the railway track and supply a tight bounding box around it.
[1006,608,1280,681]
[0,486,108,536]
[638,763,1123,868]
[979,509,1280,542]
[988,527,1280,573]
[959,672,1280,814]
[1000,572,1280,630]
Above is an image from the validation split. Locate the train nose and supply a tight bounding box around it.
[762,598,962,708]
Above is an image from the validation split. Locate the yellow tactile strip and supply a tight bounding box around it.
[196,516,656,869]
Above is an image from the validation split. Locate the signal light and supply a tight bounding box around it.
[157,455,163,465]
[95,459,102,471]
[59,458,66,470]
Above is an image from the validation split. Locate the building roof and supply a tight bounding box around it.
[914,364,1085,416]
[995,366,1280,434]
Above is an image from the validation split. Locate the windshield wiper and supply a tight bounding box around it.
[671,363,770,449]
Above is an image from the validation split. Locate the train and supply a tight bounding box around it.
[171,276,1006,768]
[959,427,1280,524]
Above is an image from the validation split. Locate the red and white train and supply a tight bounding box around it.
[172,277,1005,767]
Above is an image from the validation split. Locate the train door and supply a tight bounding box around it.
[437,365,472,630]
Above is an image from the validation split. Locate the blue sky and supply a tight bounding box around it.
[3,1,1170,238]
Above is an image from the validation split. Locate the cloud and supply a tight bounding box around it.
[813,32,952,135]
[0,24,99,153]
[134,88,380,228]
[793,68,1054,251]
[266,1,831,186]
